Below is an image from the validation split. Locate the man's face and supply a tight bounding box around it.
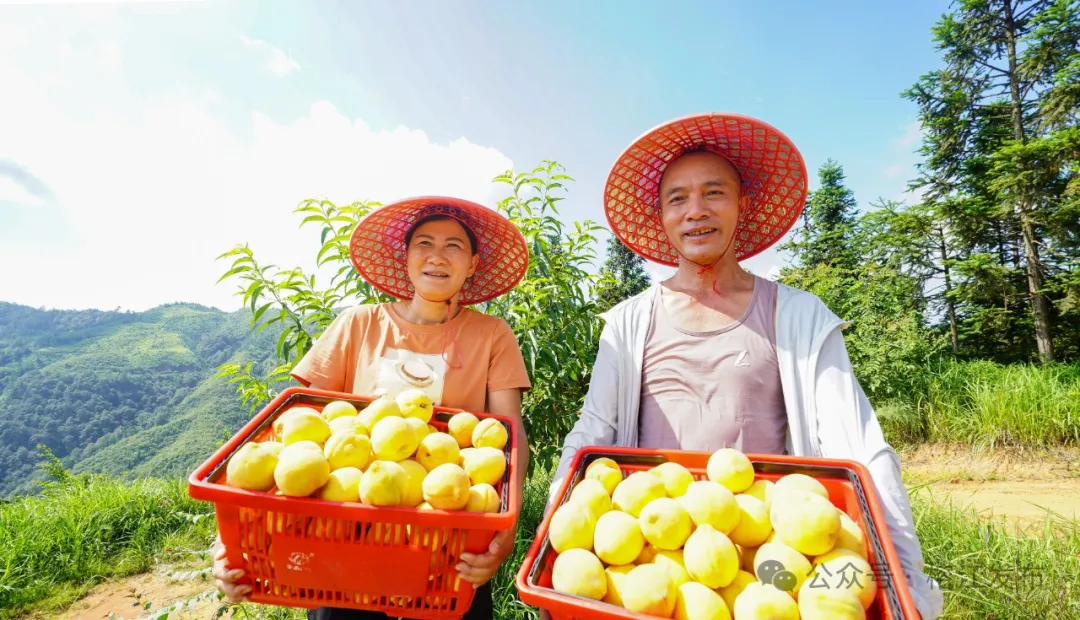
[405,218,478,303]
[657,151,747,266]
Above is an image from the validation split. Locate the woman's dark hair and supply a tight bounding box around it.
[404,213,478,255]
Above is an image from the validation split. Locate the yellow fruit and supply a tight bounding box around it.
[675,581,731,620]
[317,467,363,502]
[358,460,407,506]
[585,457,620,475]
[650,461,695,498]
[706,448,755,493]
[770,489,841,556]
[465,483,500,513]
[621,564,677,617]
[612,471,666,518]
[471,418,508,450]
[728,494,772,547]
[329,416,367,436]
[323,431,373,471]
[370,416,420,462]
[593,510,645,566]
[322,400,358,421]
[447,412,479,448]
[548,502,596,553]
[740,544,759,574]
[586,464,623,495]
[683,524,740,589]
[273,406,317,440]
[836,512,868,559]
[652,549,691,587]
[639,497,693,550]
[678,480,741,534]
[261,440,285,456]
[797,582,866,620]
[281,409,332,446]
[717,570,757,613]
[407,502,446,549]
[753,541,813,597]
[463,446,506,486]
[551,548,607,601]
[405,417,431,442]
[568,479,612,521]
[635,544,659,565]
[274,443,331,497]
[809,549,877,609]
[422,463,471,510]
[416,432,461,471]
[398,459,428,507]
[733,583,799,619]
[603,565,635,607]
[357,397,402,433]
[226,442,279,491]
[458,447,476,467]
[395,388,434,423]
[774,473,829,499]
[743,479,776,509]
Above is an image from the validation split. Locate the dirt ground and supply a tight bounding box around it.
[44,566,223,620]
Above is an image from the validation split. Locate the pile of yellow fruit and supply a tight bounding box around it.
[547,449,876,620]
[224,389,507,514]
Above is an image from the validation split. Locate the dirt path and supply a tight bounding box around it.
[45,566,222,620]
[899,443,1080,533]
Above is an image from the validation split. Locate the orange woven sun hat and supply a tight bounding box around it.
[349,196,529,306]
[604,112,809,267]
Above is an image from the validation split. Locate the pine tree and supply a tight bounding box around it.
[595,235,651,311]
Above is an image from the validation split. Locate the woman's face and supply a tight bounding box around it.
[405,217,478,303]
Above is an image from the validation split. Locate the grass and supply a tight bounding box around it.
[878,360,1080,449]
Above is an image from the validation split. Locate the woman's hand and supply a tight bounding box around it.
[210,536,251,603]
[455,524,517,587]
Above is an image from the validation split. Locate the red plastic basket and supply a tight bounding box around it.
[188,387,520,618]
[516,447,920,620]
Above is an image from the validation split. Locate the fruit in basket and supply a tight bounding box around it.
[262,441,285,457]
[683,524,739,589]
[359,460,407,506]
[458,447,475,467]
[416,432,461,471]
[329,416,367,436]
[584,459,623,495]
[399,459,428,507]
[612,471,666,518]
[405,417,431,441]
[770,489,841,556]
[733,582,799,619]
[621,564,677,617]
[274,443,332,496]
[650,461,695,498]
[652,549,691,587]
[753,541,812,596]
[717,570,757,612]
[226,442,279,491]
[422,463,471,510]
[743,478,775,509]
[322,400,358,421]
[273,406,316,440]
[678,480,741,534]
[706,448,755,494]
[639,497,693,550]
[317,466,363,502]
[471,418,507,450]
[549,502,596,553]
[396,388,434,423]
[370,416,420,462]
[280,409,332,446]
[551,548,607,601]
[809,549,877,609]
[568,479,611,521]
[465,483,500,513]
[836,512,868,559]
[447,412,479,448]
[323,430,373,471]
[602,564,634,606]
[674,581,730,620]
[797,584,866,620]
[728,494,772,547]
[774,472,829,499]
[593,510,645,566]
[463,446,506,486]
[358,397,401,433]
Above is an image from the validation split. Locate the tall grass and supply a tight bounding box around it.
[877,360,1080,449]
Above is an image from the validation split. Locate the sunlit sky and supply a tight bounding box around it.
[0,0,948,312]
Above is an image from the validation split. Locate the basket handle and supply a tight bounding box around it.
[215,504,252,586]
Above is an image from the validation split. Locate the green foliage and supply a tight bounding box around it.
[595,234,652,312]
[781,158,860,270]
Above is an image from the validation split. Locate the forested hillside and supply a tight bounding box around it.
[0,302,280,497]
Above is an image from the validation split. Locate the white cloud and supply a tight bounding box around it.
[883,120,926,204]
[0,17,513,312]
[890,120,923,150]
[239,34,300,77]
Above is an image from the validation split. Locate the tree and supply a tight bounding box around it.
[595,235,651,312]
[780,159,860,271]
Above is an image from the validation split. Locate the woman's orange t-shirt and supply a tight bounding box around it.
[290,303,531,414]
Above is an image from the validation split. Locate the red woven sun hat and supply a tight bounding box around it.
[604,112,809,267]
[349,196,529,306]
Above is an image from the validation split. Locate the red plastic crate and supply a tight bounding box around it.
[188,387,520,619]
[516,446,920,620]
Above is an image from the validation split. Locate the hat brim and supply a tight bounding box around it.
[604,112,809,267]
[349,196,529,305]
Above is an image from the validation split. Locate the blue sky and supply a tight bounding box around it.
[0,0,948,311]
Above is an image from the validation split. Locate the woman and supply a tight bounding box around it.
[211,196,532,620]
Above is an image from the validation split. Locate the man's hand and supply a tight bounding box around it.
[456,525,517,587]
[211,537,251,603]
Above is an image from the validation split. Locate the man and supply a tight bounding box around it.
[549,113,943,619]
